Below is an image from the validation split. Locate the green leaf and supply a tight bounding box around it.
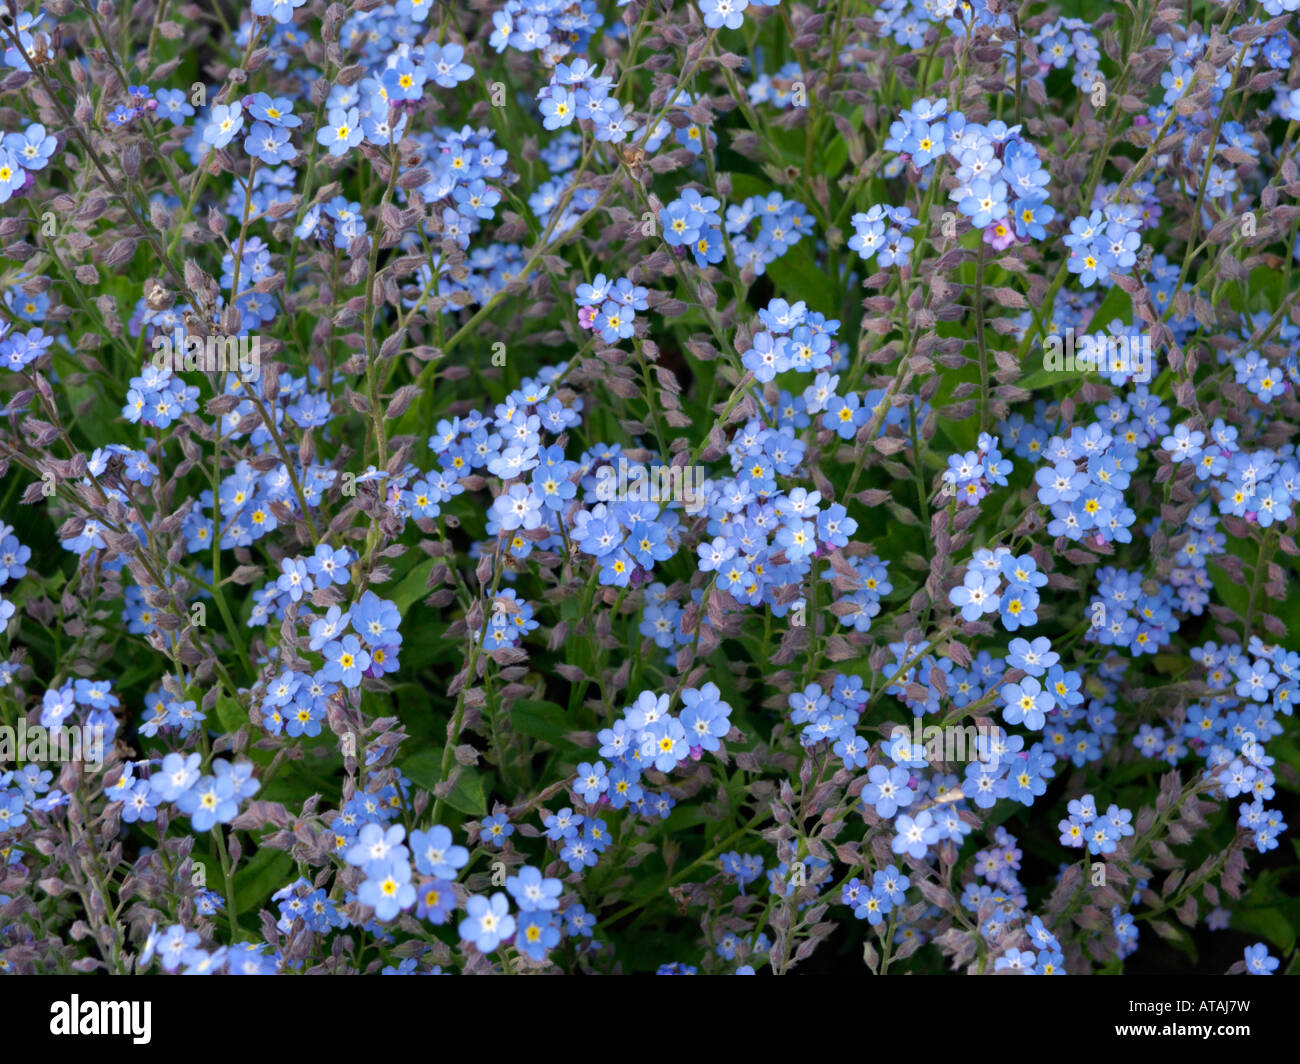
[1209,545,1253,620]
[1151,654,1187,676]
[764,235,821,304]
[442,767,488,817]
[1232,907,1296,953]
[660,802,708,833]
[823,134,848,179]
[400,749,488,817]
[727,171,773,205]
[389,558,436,614]
[1274,739,1300,794]
[232,846,294,917]
[509,699,578,749]
[400,747,444,791]
[215,695,248,733]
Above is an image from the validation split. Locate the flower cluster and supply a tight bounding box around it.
[0,0,1295,985]
[883,97,1055,248]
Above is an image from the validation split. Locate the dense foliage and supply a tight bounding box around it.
[0,0,1296,976]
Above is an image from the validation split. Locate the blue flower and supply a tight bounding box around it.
[999,583,1040,631]
[1013,195,1054,240]
[202,102,244,149]
[459,892,515,952]
[560,834,598,871]
[700,0,748,31]
[4,123,56,169]
[594,300,635,342]
[680,684,731,752]
[1001,677,1053,730]
[346,822,408,867]
[416,877,455,924]
[1045,665,1084,708]
[351,590,403,647]
[891,811,939,859]
[245,92,301,128]
[956,178,1009,228]
[276,557,313,602]
[543,807,583,842]
[999,553,1047,589]
[317,107,363,156]
[410,825,469,878]
[359,856,416,920]
[775,517,816,561]
[481,813,513,847]
[994,947,1037,972]
[949,569,1001,622]
[690,227,725,266]
[574,761,609,803]
[424,43,474,87]
[1003,748,1055,805]
[306,544,352,586]
[639,718,689,772]
[565,904,596,938]
[176,775,237,831]
[863,765,915,819]
[505,866,563,912]
[321,634,370,688]
[453,179,500,220]
[541,89,576,130]
[832,727,869,769]
[250,0,305,23]
[0,792,26,834]
[245,121,294,164]
[517,912,560,961]
[155,925,200,972]
[150,752,201,802]
[155,88,195,126]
